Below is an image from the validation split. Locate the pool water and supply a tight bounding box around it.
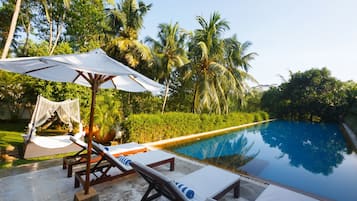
[170,120,357,201]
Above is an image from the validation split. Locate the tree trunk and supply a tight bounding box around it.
[49,11,66,55]
[161,80,170,114]
[1,0,22,59]
[22,18,31,56]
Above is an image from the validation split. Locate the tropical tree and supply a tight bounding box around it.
[0,71,25,119]
[1,0,71,58]
[185,12,256,114]
[0,2,13,54]
[105,0,152,68]
[186,12,230,114]
[145,22,189,113]
[32,0,70,55]
[65,0,112,52]
[262,68,351,121]
[224,35,258,109]
[1,0,21,58]
[15,0,37,56]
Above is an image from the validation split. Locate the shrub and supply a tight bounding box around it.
[123,111,269,143]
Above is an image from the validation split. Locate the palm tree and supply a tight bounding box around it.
[186,12,237,114]
[224,35,258,108]
[105,0,152,68]
[145,22,189,113]
[185,12,258,114]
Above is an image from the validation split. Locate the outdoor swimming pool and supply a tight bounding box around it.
[169,120,357,201]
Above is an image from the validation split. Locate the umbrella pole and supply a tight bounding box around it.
[84,83,98,194]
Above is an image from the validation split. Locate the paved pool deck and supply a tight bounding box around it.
[0,149,328,201]
[0,152,268,201]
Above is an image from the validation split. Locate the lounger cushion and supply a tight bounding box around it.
[117,156,132,166]
[175,181,195,199]
[71,137,146,155]
[176,165,240,199]
[93,141,174,172]
[255,185,318,201]
[106,142,146,154]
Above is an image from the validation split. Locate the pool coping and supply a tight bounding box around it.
[144,119,275,148]
[341,122,357,151]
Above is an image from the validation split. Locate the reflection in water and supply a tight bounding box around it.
[170,120,357,201]
[173,133,258,169]
[258,121,346,175]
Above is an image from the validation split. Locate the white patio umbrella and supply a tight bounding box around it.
[0,48,164,194]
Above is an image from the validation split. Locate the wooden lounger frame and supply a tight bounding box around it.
[62,144,147,177]
[73,145,174,188]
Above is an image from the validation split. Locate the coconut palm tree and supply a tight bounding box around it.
[145,22,189,113]
[224,35,258,108]
[105,0,152,68]
[186,12,258,114]
[186,12,238,114]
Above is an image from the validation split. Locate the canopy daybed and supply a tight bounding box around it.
[23,95,85,159]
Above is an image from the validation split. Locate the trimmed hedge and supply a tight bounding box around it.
[122,111,269,143]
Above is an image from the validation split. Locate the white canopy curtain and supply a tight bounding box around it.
[26,95,82,141]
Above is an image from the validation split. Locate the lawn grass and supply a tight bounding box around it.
[0,120,26,149]
[0,120,76,169]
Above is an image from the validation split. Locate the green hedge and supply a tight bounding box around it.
[122,111,269,143]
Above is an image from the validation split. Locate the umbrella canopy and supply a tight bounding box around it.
[0,48,164,194]
[0,48,163,94]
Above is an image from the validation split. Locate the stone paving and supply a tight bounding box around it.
[0,153,266,201]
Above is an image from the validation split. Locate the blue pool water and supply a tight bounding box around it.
[170,120,357,201]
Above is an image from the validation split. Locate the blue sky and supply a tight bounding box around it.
[140,0,357,86]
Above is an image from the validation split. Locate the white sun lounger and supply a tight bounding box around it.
[74,141,175,188]
[256,184,319,201]
[131,161,241,201]
[63,137,148,177]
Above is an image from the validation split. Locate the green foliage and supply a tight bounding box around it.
[0,71,26,119]
[66,0,109,51]
[237,89,263,112]
[0,70,91,121]
[105,0,153,68]
[166,70,194,112]
[0,120,26,147]
[145,22,189,112]
[119,92,162,116]
[262,68,356,121]
[184,12,257,114]
[123,111,269,143]
[89,90,123,138]
[0,1,15,49]
[20,40,73,56]
[2,2,259,116]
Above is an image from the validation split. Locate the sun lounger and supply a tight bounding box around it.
[63,136,148,177]
[255,184,319,201]
[73,141,175,188]
[131,161,240,201]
